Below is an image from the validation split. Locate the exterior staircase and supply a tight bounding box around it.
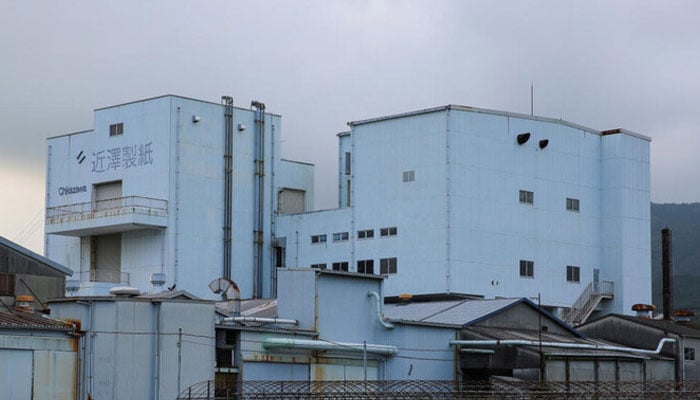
[563,281,614,326]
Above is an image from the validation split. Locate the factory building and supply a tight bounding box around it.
[276,105,651,318]
[45,95,651,319]
[45,95,312,300]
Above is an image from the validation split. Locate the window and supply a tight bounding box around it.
[345,152,351,175]
[519,260,534,278]
[685,347,696,361]
[310,263,327,270]
[358,229,374,239]
[566,265,580,283]
[311,234,327,244]
[403,170,415,182]
[380,258,398,274]
[380,227,397,237]
[332,262,349,272]
[566,197,580,212]
[357,259,374,274]
[109,122,124,136]
[332,232,349,242]
[0,273,15,296]
[519,190,534,205]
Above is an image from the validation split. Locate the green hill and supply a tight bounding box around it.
[651,202,700,314]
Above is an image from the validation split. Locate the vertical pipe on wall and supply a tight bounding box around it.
[174,106,183,286]
[251,101,265,298]
[222,96,234,280]
[270,123,277,296]
[662,227,673,320]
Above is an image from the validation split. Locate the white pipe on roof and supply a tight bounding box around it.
[223,317,298,325]
[263,338,399,356]
[449,337,675,355]
[368,291,394,329]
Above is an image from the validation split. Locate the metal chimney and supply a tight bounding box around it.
[662,227,673,320]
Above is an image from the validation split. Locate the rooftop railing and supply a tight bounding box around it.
[75,270,130,285]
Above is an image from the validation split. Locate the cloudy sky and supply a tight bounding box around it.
[1,1,699,253]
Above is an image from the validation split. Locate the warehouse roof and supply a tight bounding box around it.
[0,310,74,332]
[0,235,72,276]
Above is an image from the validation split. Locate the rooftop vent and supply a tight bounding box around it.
[15,295,34,313]
[674,309,695,323]
[632,303,656,319]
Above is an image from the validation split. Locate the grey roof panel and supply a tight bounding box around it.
[0,235,73,276]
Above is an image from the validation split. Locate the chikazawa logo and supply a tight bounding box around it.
[58,185,87,196]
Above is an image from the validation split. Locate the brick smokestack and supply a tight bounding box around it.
[662,227,673,320]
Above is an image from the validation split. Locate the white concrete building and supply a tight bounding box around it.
[45,95,312,299]
[275,105,651,317]
[45,96,651,318]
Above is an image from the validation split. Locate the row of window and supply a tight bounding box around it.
[519,190,580,212]
[519,260,581,283]
[311,227,398,244]
[310,257,398,275]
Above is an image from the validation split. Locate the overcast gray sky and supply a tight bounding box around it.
[1,1,699,253]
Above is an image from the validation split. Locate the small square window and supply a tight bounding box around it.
[519,190,534,205]
[332,262,349,272]
[685,347,696,361]
[566,265,580,283]
[403,170,415,182]
[358,229,374,239]
[380,227,397,237]
[109,123,124,137]
[310,263,327,270]
[357,259,374,274]
[566,197,580,212]
[519,260,534,278]
[380,258,397,274]
[311,234,327,244]
[345,152,351,175]
[332,232,349,242]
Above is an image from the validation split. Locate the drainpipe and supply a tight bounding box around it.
[262,338,398,355]
[153,301,162,400]
[368,291,394,329]
[251,101,266,298]
[222,96,234,281]
[449,337,675,355]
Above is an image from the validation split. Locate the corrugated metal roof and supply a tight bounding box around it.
[592,314,700,339]
[384,298,521,327]
[0,235,73,276]
[0,310,74,332]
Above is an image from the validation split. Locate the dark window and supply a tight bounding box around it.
[311,234,327,244]
[345,152,351,175]
[357,259,374,274]
[685,347,696,361]
[109,123,124,137]
[332,232,349,242]
[332,262,349,272]
[380,227,397,237]
[566,265,580,283]
[519,260,534,278]
[358,229,374,239]
[0,273,15,296]
[310,263,327,270]
[519,190,534,205]
[566,197,580,212]
[403,170,415,182]
[380,258,398,274]
[275,246,285,268]
[216,348,233,368]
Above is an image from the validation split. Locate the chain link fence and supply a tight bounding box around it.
[176,380,700,400]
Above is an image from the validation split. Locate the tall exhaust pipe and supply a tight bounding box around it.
[662,227,673,320]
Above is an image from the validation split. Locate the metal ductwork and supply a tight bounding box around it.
[262,338,399,356]
[449,337,675,355]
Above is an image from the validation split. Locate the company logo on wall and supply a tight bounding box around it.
[91,142,154,173]
[59,185,87,196]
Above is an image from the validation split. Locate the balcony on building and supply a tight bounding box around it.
[45,196,168,236]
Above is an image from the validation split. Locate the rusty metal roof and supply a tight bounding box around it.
[0,310,75,332]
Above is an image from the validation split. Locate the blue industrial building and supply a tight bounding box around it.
[44,95,650,322]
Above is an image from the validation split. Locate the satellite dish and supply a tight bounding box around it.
[209,278,240,301]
